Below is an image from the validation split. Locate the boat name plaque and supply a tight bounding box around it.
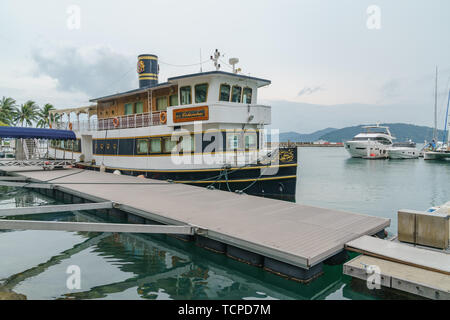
[173,106,209,123]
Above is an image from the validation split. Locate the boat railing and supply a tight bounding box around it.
[53,112,163,132]
[97,112,162,130]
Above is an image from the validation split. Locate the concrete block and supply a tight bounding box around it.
[398,209,449,249]
[416,214,449,249]
[398,210,416,244]
[343,263,391,287]
[391,277,450,300]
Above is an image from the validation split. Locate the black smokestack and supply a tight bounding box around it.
[137,54,158,88]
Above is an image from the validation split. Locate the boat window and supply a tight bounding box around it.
[219,84,231,101]
[227,133,240,150]
[353,137,369,141]
[137,139,149,154]
[74,140,81,152]
[242,87,252,104]
[169,94,178,106]
[176,134,194,153]
[150,138,162,153]
[162,137,177,153]
[231,86,242,103]
[180,86,192,105]
[244,132,257,150]
[124,103,134,115]
[156,96,168,111]
[195,83,208,103]
[374,137,391,145]
[135,102,144,114]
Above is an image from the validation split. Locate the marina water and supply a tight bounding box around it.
[1,147,448,300]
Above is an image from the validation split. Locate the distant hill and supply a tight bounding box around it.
[279,128,336,142]
[319,123,445,143]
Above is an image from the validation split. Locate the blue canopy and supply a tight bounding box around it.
[0,126,76,140]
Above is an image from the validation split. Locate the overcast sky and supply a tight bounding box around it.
[1,0,449,132]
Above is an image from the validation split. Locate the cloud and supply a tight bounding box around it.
[379,79,401,99]
[31,45,137,98]
[297,85,325,97]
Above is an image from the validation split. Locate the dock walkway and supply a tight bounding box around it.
[344,236,450,299]
[0,167,390,281]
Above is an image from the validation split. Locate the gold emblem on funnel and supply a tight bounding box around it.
[137,60,145,74]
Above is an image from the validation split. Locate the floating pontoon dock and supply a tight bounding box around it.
[0,167,390,282]
[344,236,450,299]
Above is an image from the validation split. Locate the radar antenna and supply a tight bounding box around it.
[229,57,241,73]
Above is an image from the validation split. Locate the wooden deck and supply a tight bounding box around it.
[345,236,450,274]
[344,255,450,300]
[1,167,390,271]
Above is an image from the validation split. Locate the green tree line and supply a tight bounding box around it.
[0,96,60,128]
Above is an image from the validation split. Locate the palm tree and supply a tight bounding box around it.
[37,103,59,128]
[0,96,16,125]
[13,100,39,127]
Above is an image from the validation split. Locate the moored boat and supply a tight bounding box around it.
[388,140,419,159]
[48,51,298,201]
[344,124,393,159]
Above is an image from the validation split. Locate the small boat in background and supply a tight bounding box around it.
[388,140,419,159]
[423,70,450,161]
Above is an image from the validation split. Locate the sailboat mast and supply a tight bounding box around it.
[443,89,450,146]
[433,66,438,141]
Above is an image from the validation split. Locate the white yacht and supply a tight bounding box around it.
[344,124,394,159]
[388,140,419,159]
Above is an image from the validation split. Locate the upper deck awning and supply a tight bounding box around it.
[0,126,76,140]
[49,105,97,117]
[167,71,271,87]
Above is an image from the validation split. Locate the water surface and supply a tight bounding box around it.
[1,147,448,300]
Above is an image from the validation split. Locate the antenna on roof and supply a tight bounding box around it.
[210,49,221,71]
[199,49,203,73]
